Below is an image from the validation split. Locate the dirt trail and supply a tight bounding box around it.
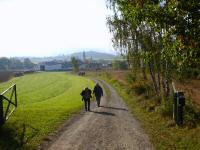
[42,80,155,150]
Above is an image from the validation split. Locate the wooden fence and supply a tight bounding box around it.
[0,84,18,126]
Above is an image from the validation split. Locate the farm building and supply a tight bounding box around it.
[79,62,102,70]
[40,61,62,71]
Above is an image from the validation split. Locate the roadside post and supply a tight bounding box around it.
[172,82,185,125]
[177,91,185,125]
[173,91,178,122]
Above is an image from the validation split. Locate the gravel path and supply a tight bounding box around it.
[42,79,155,150]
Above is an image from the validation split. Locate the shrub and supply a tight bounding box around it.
[180,68,200,79]
[130,81,151,95]
[126,72,136,84]
[197,74,200,80]
[184,101,200,128]
[0,71,14,82]
[160,97,173,117]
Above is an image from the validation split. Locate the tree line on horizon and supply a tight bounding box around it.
[107,0,200,98]
[0,57,35,71]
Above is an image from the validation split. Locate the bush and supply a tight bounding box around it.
[184,102,200,128]
[14,72,24,77]
[160,97,173,117]
[180,68,200,79]
[104,72,112,79]
[0,71,14,82]
[130,81,151,95]
[197,74,200,80]
[112,60,128,70]
[126,72,136,84]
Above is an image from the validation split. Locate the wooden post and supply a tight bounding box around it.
[14,85,17,107]
[0,95,4,126]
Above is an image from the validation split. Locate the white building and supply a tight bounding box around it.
[40,61,62,71]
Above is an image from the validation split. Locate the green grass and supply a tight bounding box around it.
[97,72,200,150]
[0,72,94,150]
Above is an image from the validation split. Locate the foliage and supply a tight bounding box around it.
[106,0,200,98]
[0,72,94,149]
[125,71,136,84]
[0,57,11,70]
[112,59,128,70]
[23,58,35,69]
[179,68,200,80]
[71,57,79,72]
[130,81,151,95]
[160,97,173,117]
[0,57,35,71]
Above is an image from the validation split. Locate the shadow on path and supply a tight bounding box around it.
[90,110,115,116]
[100,106,128,111]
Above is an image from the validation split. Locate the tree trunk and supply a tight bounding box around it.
[141,59,147,80]
[161,60,170,98]
[148,62,159,95]
[165,61,170,97]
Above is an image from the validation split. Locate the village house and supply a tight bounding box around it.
[39,61,62,71]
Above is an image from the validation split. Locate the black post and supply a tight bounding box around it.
[173,92,178,122]
[177,92,185,125]
[0,95,4,126]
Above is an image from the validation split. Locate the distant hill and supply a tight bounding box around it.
[69,51,117,60]
[26,51,118,63]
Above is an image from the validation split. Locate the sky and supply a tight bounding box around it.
[0,0,115,57]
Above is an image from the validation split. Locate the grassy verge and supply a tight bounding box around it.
[0,72,94,150]
[98,80,111,99]
[96,71,200,150]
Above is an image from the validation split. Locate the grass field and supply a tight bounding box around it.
[0,72,94,150]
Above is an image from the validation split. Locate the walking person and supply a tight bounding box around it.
[80,87,92,111]
[93,83,103,107]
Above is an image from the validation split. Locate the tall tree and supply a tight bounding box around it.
[10,58,24,70]
[71,57,79,72]
[23,58,35,69]
[106,0,200,98]
[0,57,10,70]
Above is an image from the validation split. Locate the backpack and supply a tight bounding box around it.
[84,89,91,99]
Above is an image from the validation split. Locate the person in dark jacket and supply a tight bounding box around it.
[80,87,92,111]
[93,83,103,107]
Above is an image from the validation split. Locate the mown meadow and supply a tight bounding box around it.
[0,72,94,150]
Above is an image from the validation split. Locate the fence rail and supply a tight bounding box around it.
[0,84,18,126]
